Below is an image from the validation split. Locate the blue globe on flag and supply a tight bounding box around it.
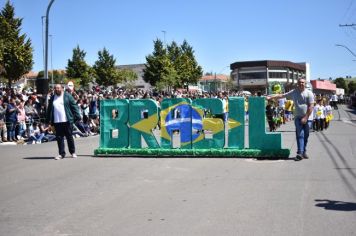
[165,104,202,143]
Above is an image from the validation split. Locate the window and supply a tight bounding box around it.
[239,72,266,80]
[268,72,287,78]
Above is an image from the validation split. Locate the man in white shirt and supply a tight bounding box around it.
[330,93,338,110]
[46,84,81,160]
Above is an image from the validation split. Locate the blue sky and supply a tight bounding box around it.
[3,0,356,79]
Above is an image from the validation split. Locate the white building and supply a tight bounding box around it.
[230,60,308,94]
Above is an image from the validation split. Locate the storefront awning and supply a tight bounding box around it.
[311,80,336,91]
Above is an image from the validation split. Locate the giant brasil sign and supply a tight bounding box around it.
[94,97,290,158]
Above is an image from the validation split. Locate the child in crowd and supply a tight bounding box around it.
[266,101,276,132]
[40,122,56,142]
[314,100,325,131]
[27,121,44,144]
[16,100,27,139]
[324,101,333,129]
[284,99,294,122]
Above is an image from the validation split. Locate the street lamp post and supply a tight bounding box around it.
[44,0,55,84]
[41,16,46,68]
[49,34,53,87]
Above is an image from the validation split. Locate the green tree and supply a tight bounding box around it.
[0,1,33,88]
[348,81,356,95]
[93,48,120,87]
[144,39,202,90]
[37,70,66,84]
[155,60,178,91]
[143,39,171,87]
[333,77,348,94]
[167,41,181,64]
[66,45,92,88]
[226,77,235,91]
[177,40,203,87]
[117,68,137,89]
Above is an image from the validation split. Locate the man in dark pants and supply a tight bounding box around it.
[46,84,81,160]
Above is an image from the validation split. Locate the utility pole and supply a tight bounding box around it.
[49,34,54,87]
[161,30,166,47]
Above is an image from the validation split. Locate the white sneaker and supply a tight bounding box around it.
[54,155,64,160]
[71,153,78,158]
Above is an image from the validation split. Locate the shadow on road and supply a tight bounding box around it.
[319,132,356,180]
[346,105,356,115]
[315,199,356,211]
[316,132,356,197]
[23,157,54,160]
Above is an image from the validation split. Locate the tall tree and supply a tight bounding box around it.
[333,77,348,94]
[167,41,181,64]
[144,39,202,90]
[0,1,33,88]
[93,48,120,87]
[143,39,173,86]
[155,62,178,91]
[37,70,66,84]
[178,40,203,87]
[117,68,137,89]
[66,45,92,87]
[166,40,202,88]
[348,80,356,95]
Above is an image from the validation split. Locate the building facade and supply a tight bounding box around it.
[310,79,336,95]
[230,60,309,94]
[117,64,151,90]
[198,74,230,92]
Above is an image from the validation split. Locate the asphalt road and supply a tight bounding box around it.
[0,105,355,236]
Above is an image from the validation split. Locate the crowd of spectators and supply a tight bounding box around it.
[0,85,253,145]
[0,84,347,145]
[0,86,100,144]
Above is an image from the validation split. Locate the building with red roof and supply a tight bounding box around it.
[310,79,336,95]
[198,74,230,92]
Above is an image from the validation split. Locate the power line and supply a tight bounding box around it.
[335,44,356,58]
[339,23,356,27]
[339,23,356,44]
[341,0,354,22]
